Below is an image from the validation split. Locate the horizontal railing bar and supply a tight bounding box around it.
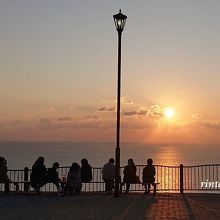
[1,164,219,193]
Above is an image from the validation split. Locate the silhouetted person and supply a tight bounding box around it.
[0,157,10,193]
[142,158,156,194]
[81,158,92,183]
[102,158,115,193]
[30,156,47,192]
[47,162,60,187]
[123,158,137,193]
[66,162,82,194]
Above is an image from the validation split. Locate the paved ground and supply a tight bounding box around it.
[0,193,219,220]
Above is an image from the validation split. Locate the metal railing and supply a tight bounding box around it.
[0,164,219,192]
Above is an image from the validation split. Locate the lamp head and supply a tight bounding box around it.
[113,9,127,33]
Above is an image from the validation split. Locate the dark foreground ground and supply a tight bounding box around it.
[0,192,219,220]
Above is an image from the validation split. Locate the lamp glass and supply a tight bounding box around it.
[113,10,127,32]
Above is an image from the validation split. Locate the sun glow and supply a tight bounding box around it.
[164,107,175,119]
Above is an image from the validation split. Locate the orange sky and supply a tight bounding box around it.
[0,1,220,143]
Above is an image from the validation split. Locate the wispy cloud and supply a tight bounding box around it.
[98,107,116,112]
[122,118,156,130]
[36,117,101,130]
[192,114,202,119]
[84,115,99,119]
[121,97,133,105]
[124,111,138,116]
[57,116,73,121]
[113,96,133,105]
[39,118,51,124]
[191,121,220,130]
[13,120,24,124]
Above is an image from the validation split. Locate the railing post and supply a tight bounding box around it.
[180,164,184,193]
[24,167,29,192]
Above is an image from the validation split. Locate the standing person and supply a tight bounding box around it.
[0,157,10,193]
[142,158,156,194]
[30,156,47,192]
[102,158,115,193]
[81,158,92,183]
[123,158,137,193]
[66,162,82,194]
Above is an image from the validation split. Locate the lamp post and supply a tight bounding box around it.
[113,9,127,197]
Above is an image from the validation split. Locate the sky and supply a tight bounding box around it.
[0,0,220,143]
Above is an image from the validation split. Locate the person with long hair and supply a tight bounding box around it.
[66,162,82,194]
[30,156,47,192]
[0,157,10,193]
[81,158,92,183]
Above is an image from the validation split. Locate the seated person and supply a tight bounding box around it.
[81,158,92,183]
[102,158,115,193]
[123,158,137,193]
[47,162,64,191]
[30,156,47,192]
[0,157,10,193]
[66,163,82,194]
[142,158,156,194]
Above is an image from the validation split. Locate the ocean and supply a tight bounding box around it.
[0,142,219,170]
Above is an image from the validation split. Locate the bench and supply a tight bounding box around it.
[10,181,30,192]
[142,182,160,194]
[120,182,160,194]
[9,179,67,193]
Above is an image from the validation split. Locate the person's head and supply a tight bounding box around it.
[0,156,6,166]
[128,158,134,165]
[36,156,44,164]
[70,162,80,172]
[52,162,59,169]
[81,158,88,166]
[109,158,114,164]
[147,158,153,165]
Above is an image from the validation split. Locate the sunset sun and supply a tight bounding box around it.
[164,107,175,119]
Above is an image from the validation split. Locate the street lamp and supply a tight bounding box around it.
[113,9,127,197]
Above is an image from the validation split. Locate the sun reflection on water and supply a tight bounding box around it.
[154,146,181,191]
[154,146,181,166]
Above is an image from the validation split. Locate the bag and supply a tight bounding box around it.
[135,175,141,183]
[131,175,141,184]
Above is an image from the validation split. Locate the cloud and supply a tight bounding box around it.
[200,121,220,130]
[124,108,147,116]
[192,114,202,119]
[98,107,106,111]
[35,115,101,130]
[39,118,51,124]
[84,115,99,119]
[57,116,72,121]
[121,97,133,105]
[14,120,24,124]
[70,121,101,129]
[124,104,163,118]
[124,111,138,116]
[180,119,220,131]
[37,120,101,130]
[122,117,157,130]
[113,97,133,105]
[98,107,116,112]
[137,107,148,115]
[107,107,116,111]
[146,105,163,118]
